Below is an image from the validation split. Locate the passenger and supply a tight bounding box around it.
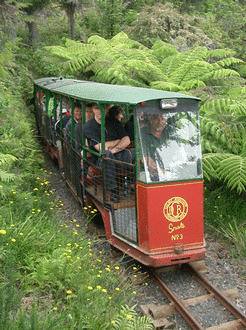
[74,102,94,154]
[64,102,82,145]
[54,107,71,134]
[124,115,134,141]
[139,113,172,182]
[54,106,71,171]
[107,105,124,122]
[83,104,133,203]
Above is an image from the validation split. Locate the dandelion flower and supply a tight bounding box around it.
[53,307,57,311]
[66,290,72,295]
[108,296,112,300]
[115,287,120,291]
[67,243,71,246]
[132,291,137,294]
[11,239,16,242]
[0,230,6,235]
[87,286,93,290]
[115,266,120,270]
[111,321,115,324]
[19,233,23,236]
[10,225,14,227]
[96,285,101,290]
[10,201,13,204]
[102,289,107,293]
[126,315,132,319]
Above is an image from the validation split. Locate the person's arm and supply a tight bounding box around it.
[109,136,130,154]
[142,156,165,175]
[93,139,120,152]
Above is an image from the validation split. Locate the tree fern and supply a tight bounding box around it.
[151,40,178,60]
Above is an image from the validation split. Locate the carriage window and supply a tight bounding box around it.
[137,110,203,183]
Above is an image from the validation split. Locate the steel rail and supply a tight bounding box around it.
[149,268,204,330]
[183,263,246,327]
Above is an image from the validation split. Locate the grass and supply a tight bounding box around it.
[0,100,153,329]
[204,180,246,261]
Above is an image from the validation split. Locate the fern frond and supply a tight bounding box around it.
[87,34,110,46]
[151,40,178,60]
[0,170,15,182]
[225,100,246,116]
[213,57,243,69]
[201,68,240,84]
[189,86,215,105]
[169,61,213,85]
[149,81,180,91]
[180,79,206,91]
[200,116,236,152]
[0,153,17,166]
[199,99,232,114]
[217,155,246,193]
[202,153,226,180]
[111,31,143,49]
[205,49,235,60]
[160,54,180,77]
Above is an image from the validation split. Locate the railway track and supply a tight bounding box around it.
[140,263,246,330]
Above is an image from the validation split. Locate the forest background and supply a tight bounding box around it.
[1,0,246,329]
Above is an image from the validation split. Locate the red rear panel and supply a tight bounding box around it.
[137,180,204,253]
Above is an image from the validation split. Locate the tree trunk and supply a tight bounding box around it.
[27,20,39,51]
[67,5,76,40]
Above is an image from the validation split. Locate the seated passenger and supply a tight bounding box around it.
[107,105,124,122]
[139,113,172,182]
[83,104,133,203]
[75,103,94,154]
[54,107,71,134]
[65,102,82,145]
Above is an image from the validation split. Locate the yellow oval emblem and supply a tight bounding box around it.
[163,197,188,222]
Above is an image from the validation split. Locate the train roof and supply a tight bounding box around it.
[34,77,200,105]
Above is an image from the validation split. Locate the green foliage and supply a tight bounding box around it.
[45,31,246,194]
[111,305,153,330]
[125,2,212,49]
[203,153,246,193]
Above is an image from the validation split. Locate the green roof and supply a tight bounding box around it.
[34,77,200,105]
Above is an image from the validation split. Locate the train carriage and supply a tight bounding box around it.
[34,77,205,268]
